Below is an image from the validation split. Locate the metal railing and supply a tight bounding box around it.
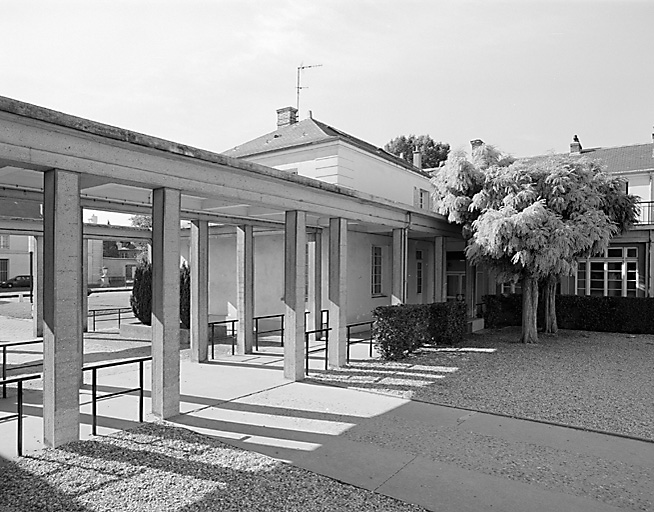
[88,307,133,332]
[82,356,151,436]
[636,201,654,225]
[254,314,285,350]
[346,321,374,363]
[305,327,332,375]
[2,339,43,398]
[0,373,41,456]
[208,319,238,357]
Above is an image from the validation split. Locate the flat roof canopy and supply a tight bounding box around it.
[0,96,461,238]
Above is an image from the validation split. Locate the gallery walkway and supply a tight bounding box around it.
[1,339,653,511]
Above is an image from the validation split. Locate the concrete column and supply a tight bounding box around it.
[328,218,347,368]
[151,188,180,419]
[190,220,209,363]
[42,169,83,448]
[433,236,446,302]
[30,236,44,338]
[236,224,254,354]
[82,239,89,333]
[392,228,407,305]
[465,260,475,318]
[283,211,306,381]
[312,234,323,332]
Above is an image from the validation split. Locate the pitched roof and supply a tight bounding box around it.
[223,117,429,177]
[524,142,654,173]
[574,143,654,173]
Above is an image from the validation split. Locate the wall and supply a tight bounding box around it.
[344,231,393,324]
[0,235,30,278]
[241,141,433,209]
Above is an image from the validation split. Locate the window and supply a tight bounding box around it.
[371,246,383,296]
[0,259,7,282]
[0,235,9,250]
[500,281,522,295]
[414,188,431,210]
[416,250,423,294]
[576,247,638,297]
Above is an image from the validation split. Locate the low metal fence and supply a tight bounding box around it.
[305,327,332,375]
[254,314,285,350]
[82,356,151,436]
[346,321,374,362]
[208,319,238,357]
[0,372,41,456]
[88,307,133,332]
[1,339,43,398]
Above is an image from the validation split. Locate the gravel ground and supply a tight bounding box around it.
[0,423,425,512]
[312,327,654,441]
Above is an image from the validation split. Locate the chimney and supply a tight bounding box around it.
[412,148,422,169]
[276,106,298,128]
[570,134,582,154]
[470,139,484,150]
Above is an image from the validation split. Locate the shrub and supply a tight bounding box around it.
[130,260,191,329]
[373,302,467,360]
[483,293,654,334]
[179,262,191,329]
[130,260,152,325]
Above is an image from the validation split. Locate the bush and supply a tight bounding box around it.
[130,261,152,325]
[373,302,467,360]
[179,262,190,329]
[130,260,191,329]
[483,293,654,334]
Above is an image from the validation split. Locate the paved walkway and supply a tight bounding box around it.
[1,328,653,511]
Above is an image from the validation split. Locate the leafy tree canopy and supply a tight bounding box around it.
[432,144,639,342]
[385,134,450,169]
[130,214,152,229]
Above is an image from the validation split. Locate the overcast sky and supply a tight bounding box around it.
[3,0,653,162]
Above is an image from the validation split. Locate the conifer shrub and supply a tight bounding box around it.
[179,262,191,329]
[373,302,467,360]
[130,260,152,325]
[130,260,191,329]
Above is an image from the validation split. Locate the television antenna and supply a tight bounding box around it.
[296,63,322,118]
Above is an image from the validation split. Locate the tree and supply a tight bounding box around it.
[130,259,191,329]
[130,214,152,258]
[432,144,638,343]
[130,214,152,229]
[102,240,119,258]
[385,134,450,169]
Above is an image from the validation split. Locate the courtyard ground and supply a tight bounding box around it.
[1,299,653,511]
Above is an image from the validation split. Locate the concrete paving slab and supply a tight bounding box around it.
[460,411,654,468]
[377,454,625,512]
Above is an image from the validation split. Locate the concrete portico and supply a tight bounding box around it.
[0,96,459,447]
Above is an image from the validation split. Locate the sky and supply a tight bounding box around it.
[2,0,653,223]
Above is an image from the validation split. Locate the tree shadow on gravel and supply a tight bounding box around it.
[0,454,90,511]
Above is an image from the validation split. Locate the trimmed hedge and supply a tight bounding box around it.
[130,260,191,329]
[373,302,467,360]
[484,293,654,334]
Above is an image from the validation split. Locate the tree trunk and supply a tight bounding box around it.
[543,275,558,334]
[521,274,539,344]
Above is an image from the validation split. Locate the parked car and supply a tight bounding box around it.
[0,275,32,289]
